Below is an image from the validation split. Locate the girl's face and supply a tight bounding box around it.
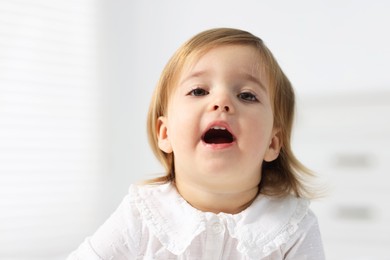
[157,45,281,194]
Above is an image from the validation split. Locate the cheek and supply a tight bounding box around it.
[244,113,274,149]
[167,116,195,151]
[167,99,201,134]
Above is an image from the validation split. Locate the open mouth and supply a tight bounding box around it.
[202,126,234,144]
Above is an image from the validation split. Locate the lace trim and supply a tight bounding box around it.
[130,184,205,255]
[265,198,309,255]
[130,184,310,258]
[235,197,310,259]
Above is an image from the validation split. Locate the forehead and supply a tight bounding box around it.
[178,44,267,83]
[192,44,260,66]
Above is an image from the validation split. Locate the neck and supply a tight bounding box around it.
[174,180,259,214]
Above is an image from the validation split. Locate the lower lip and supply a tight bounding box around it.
[202,141,235,150]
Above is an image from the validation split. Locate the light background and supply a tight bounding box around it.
[1,0,389,259]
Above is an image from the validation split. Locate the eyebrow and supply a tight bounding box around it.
[240,72,267,92]
[179,70,209,86]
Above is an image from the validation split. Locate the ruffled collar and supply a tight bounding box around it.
[130,182,309,259]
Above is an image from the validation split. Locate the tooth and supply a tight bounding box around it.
[212,126,226,130]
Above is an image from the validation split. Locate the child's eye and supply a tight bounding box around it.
[187,87,209,96]
[237,92,259,102]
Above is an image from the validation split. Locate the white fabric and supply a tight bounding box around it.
[67,183,325,259]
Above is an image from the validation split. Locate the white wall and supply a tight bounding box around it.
[0,1,103,259]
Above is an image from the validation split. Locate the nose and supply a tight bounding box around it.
[211,91,234,113]
[213,104,230,112]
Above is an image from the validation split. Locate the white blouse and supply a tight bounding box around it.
[67,183,325,259]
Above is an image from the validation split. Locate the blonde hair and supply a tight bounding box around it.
[146,28,315,198]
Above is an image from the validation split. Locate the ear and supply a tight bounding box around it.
[264,128,282,162]
[157,116,173,153]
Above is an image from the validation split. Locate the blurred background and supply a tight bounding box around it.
[0,0,389,259]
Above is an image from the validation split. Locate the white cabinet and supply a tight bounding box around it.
[293,93,390,260]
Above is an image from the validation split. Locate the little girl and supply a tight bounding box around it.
[68,28,325,259]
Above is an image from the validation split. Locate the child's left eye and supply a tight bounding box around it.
[237,92,259,102]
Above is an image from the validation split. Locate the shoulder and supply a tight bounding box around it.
[130,182,205,255]
[68,183,182,259]
[128,182,181,217]
[232,194,320,258]
[253,194,320,236]
[68,185,148,259]
[86,185,147,259]
[243,194,311,235]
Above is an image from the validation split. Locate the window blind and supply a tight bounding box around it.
[0,1,102,258]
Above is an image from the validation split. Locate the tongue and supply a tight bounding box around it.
[209,137,231,144]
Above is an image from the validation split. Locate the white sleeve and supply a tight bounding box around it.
[66,194,141,260]
[284,210,325,260]
[66,238,103,260]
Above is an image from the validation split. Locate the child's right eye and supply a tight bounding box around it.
[187,88,209,96]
